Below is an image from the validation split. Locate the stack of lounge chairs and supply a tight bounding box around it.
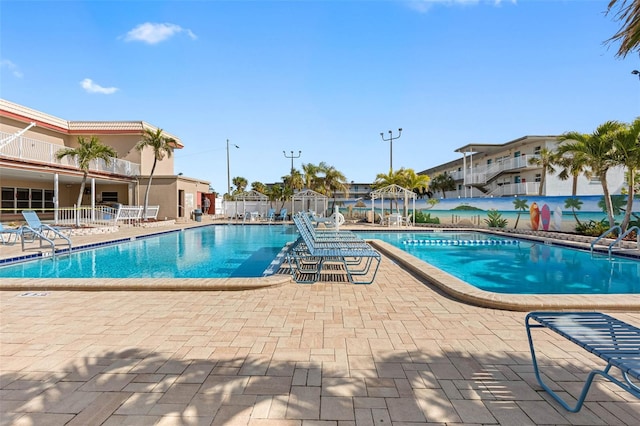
[286,212,380,284]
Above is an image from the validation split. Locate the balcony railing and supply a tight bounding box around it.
[0,131,140,176]
[463,154,539,185]
[485,182,540,197]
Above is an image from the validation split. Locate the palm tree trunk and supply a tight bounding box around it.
[571,174,578,196]
[76,174,88,227]
[620,172,636,232]
[143,159,157,220]
[538,168,545,196]
[600,174,616,228]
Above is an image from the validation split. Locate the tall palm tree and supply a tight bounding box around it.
[610,117,640,231]
[558,121,625,228]
[232,176,248,194]
[251,181,267,194]
[316,163,348,210]
[528,148,559,196]
[56,136,117,226]
[606,0,640,58]
[135,128,175,220]
[556,151,588,197]
[302,163,320,190]
[430,172,456,198]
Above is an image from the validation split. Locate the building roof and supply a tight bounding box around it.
[455,135,558,155]
[0,98,183,148]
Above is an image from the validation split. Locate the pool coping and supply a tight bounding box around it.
[1,224,639,311]
[368,240,640,312]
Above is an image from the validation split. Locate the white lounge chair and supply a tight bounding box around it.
[0,223,21,245]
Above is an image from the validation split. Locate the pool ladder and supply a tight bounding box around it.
[590,226,639,259]
[20,225,72,259]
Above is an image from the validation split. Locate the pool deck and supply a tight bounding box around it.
[1,219,640,424]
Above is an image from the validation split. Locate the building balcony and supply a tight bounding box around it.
[0,131,140,176]
[463,154,539,185]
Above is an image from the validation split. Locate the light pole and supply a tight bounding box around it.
[380,128,402,173]
[283,150,302,175]
[226,139,239,198]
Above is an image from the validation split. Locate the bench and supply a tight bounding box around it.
[526,311,640,412]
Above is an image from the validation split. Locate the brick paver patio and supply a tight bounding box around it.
[1,221,639,424]
[2,255,639,425]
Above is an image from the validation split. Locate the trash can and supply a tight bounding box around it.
[193,209,202,222]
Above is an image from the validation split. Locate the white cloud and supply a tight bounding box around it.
[408,0,516,13]
[80,78,119,95]
[1,59,23,78]
[123,22,197,45]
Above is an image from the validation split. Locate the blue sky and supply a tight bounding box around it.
[1,0,638,194]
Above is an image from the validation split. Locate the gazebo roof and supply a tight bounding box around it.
[292,189,328,201]
[233,190,268,201]
[370,184,416,199]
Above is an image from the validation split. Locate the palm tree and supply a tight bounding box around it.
[556,151,588,197]
[512,198,529,229]
[316,163,348,210]
[528,148,559,196]
[251,181,267,194]
[429,172,455,198]
[56,136,117,226]
[302,163,320,190]
[564,197,584,226]
[232,176,248,194]
[558,121,625,228]
[610,117,640,231]
[606,0,640,58]
[135,128,175,220]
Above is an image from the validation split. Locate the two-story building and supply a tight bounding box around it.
[420,135,627,199]
[0,99,211,222]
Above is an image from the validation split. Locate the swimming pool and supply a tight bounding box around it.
[359,231,640,295]
[0,225,299,278]
[1,226,638,295]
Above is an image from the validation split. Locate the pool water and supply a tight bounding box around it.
[0,225,299,279]
[359,231,640,295]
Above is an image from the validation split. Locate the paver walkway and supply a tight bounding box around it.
[2,254,639,425]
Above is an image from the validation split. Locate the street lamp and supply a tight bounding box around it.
[633,70,640,80]
[283,150,302,174]
[380,128,402,173]
[226,139,239,198]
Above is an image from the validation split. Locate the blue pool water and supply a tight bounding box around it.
[0,225,299,278]
[1,226,638,295]
[358,231,640,295]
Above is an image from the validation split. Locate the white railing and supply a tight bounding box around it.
[55,206,119,226]
[485,182,540,197]
[464,155,539,185]
[0,131,141,176]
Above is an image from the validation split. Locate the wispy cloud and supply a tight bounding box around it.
[123,22,197,45]
[80,78,119,95]
[408,0,516,13]
[1,59,23,78]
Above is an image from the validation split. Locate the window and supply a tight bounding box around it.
[16,188,29,209]
[514,151,521,158]
[31,189,43,210]
[44,190,54,209]
[101,192,118,202]
[1,187,14,211]
[487,159,492,165]
[534,146,541,155]
[535,174,541,183]
[514,176,521,184]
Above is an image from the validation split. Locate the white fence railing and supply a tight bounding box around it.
[464,155,539,185]
[47,205,160,226]
[485,182,540,197]
[0,131,141,176]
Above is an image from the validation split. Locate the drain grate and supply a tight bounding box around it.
[19,292,49,297]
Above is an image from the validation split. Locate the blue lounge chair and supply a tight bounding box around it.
[0,223,22,245]
[275,208,288,221]
[526,311,640,412]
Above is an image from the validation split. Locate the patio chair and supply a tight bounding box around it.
[265,208,276,223]
[0,223,22,245]
[275,208,288,221]
[21,210,66,238]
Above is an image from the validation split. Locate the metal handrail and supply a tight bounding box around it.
[606,226,640,258]
[590,225,621,257]
[20,224,72,259]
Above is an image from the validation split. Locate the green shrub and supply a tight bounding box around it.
[574,219,614,237]
[412,211,440,224]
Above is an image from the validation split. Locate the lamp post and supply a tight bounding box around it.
[226,139,239,198]
[380,128,402,173]
[283,150,302,175]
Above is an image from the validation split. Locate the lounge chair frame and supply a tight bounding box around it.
[526,311,640,412]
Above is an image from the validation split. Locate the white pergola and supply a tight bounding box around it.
[232,190,269,218]
[370,184,417,226]
[292,189,329,217]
